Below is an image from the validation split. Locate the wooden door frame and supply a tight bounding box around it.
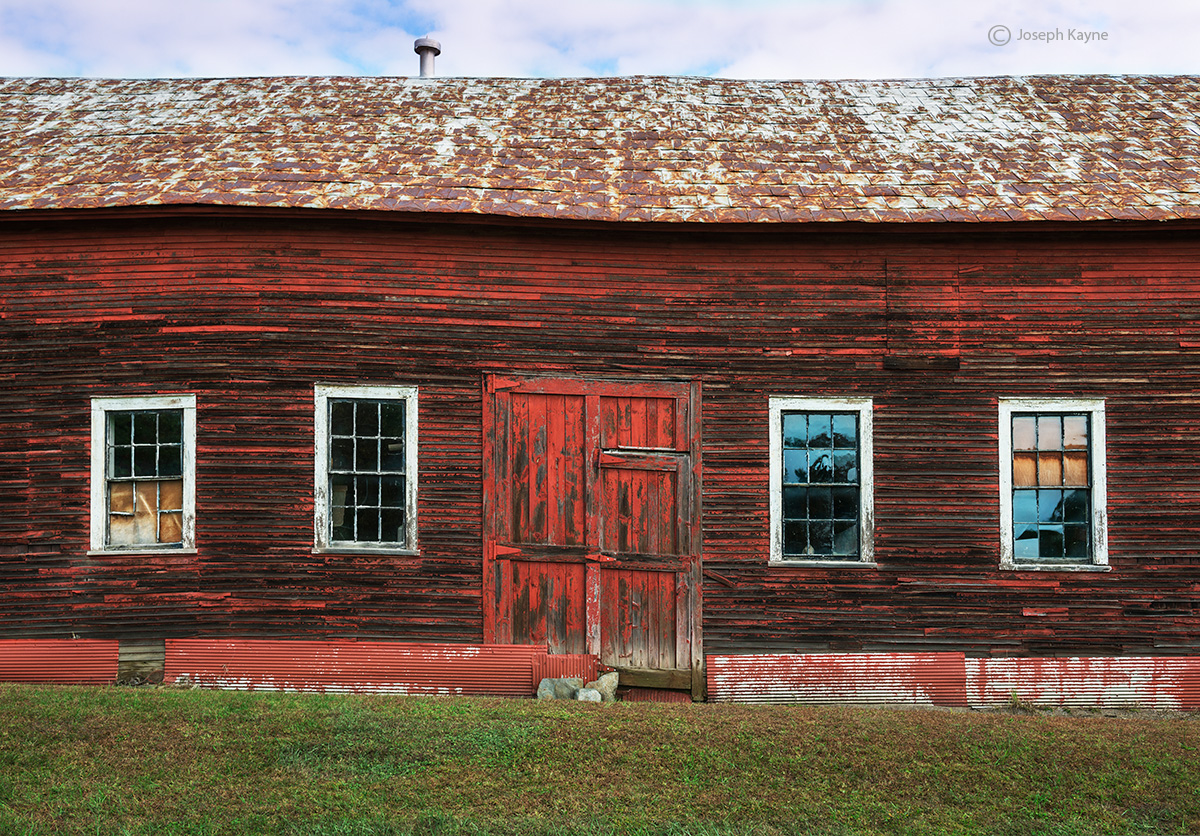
[482,374,704,699]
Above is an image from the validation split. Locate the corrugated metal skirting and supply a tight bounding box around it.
[708,653,1200,709]
[165,639,595,696]
[0,639,119,684]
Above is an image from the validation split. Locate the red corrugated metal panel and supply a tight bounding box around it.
[707,653,968,706]
[532,653,598,683]
[967,657,1200,710]
[0,639,118,684]
[164,640,549,696]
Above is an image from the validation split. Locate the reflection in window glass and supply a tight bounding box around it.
[781,411,859,558]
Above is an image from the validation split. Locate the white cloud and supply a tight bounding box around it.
[0,0,1196,79]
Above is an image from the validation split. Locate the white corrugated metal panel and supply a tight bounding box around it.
[706,652,968,706]
[966,656,1200,710]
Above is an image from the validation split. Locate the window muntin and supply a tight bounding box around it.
[90,395,196,552]
[769,397,874,565]
[314,385,418,553]
[999,399,1107,570]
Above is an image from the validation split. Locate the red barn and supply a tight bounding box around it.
[2,74,1200,706]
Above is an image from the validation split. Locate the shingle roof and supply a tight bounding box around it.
[1,74,1198,223]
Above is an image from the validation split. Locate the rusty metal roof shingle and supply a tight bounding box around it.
[1,74,1198,223]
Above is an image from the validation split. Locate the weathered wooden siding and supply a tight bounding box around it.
[2,209,1200,658]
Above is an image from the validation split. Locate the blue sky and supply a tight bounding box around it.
[0,0,1197,79]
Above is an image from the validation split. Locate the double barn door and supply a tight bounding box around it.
[483,376,702,696]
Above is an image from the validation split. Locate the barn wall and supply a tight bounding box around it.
[2,210,1199,656]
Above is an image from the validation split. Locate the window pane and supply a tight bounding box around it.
[111,445,133,479]
[783,520,806,555]
[357,474,380,506]
[832,414,857,448]
[330,401,354,436]
[159,444,182,477]
[833,521,858,555]
[133,412,158,444]
[110,412,133,445]
[1013,490,1038,523]
[159,479,183,512]
[381,508,405,544]
[833,451,857,483]
[1013,452,1037,487]
[356,401,379,436]
[1064,524,1090,558]
[782,413,807,447]
[159,512,183,544]
[1037,416,1062,450]
[784,450,806,483]
[1038,490,1064,523]
[1063,451,1089,486]
[1062,489,1089,523]
[808,451,832,483]
[808,414,832,447]
[808,487,832,520]
[356,508,380,541]
[134,445,158,477]
[356,438,378,472]
[381,475,405,508]
[108,482,135,515]
[1038,453,1062,487]
[159,411,183,444]
[1063,416,1088,449]
[809,520,833,554]
[331,438,353,471]
[1039,526,1064,558]
[832,486,858,520]
[380,402,405,438]
[1014,524,1040,558]
[783,485,806,519]
[381,440,404,471]
[1012,416,1037,450]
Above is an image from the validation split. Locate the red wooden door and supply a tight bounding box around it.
[483,376,703,696]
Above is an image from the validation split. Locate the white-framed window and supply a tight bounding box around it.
[769,397,875,566]
[90,395,197,553]
[999,398,1108,570]
[314,384,418,553]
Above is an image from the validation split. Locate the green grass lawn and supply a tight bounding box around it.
[0,683,1197,835]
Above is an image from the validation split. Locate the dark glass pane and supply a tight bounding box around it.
[381,440,405,471]
[783,520,806,555]
[331,474,354,507]
[159,411,183,444]
[808,487,832,520]
[381,475,405,507]
[133,412,158,444]
[808,451,832,483]
[784,450,806,483]
[832,414,857,448]
[1037,416,1062,451]
[1064,524,1090,559]
[111,446,132,479]
[356,438,378,472]
[356,401,380,436]
[1038,490,1064,523]
[808,414,832,447]
[783,485,807,519]
[356,508,380,541]
[381,508,405,544]
[1039,526,1064,558]
[1063,489,1089,523]
[331,438,353,471]
[110,412,133,445]
[381,401,405,438]
[357,475,380,506]
[134,445,158,477]
[782,412,807,448]
[809,520,833,555]
[832,487,858,520]
[158,444,182,477]
[330,401,354,436]
[833,451,857,483]
[833,521,858,556]
[332,522,354,541]
[1014,524,1040,558]
[1013,490,1038,524]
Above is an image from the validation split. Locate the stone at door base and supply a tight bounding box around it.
[576,688,603,702]
[536,676,587,700]
[584,671,620,702]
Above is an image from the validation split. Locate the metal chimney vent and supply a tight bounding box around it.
[414,37,442,78]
